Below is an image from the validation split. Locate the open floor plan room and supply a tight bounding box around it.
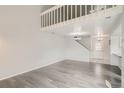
[0,5,123,88]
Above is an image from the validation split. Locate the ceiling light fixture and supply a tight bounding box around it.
[69,32,89,36]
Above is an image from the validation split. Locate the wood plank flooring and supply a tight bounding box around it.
[0,60,121,88]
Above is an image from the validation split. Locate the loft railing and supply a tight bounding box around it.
[40,5,118,29]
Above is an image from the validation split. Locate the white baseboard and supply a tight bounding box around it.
[65,58,89,62]
[0,59,65,81]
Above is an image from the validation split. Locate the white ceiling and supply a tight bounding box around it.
[40,5,55,12]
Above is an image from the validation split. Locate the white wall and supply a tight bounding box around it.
[111,24,122,67]
[0,6,89,80]
[121,12,124,87]
[0,6,67,80]
[111,54,121,68]
[111,24,121,56]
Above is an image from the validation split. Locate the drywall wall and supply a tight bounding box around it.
[0,6,89,80]
[111,24,122,67]
[122,36,124,87]
[0,6,67,80]
[121,12,124,87]
[111,54,121,68]
[65,37,90,62]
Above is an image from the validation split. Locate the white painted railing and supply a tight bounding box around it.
[40,5,118,30]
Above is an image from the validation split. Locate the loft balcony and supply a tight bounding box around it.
[40,5,123,31]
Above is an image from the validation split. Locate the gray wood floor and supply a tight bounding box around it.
[0,60,121,88]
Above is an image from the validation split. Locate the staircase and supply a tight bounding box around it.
[75,36,91,50]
